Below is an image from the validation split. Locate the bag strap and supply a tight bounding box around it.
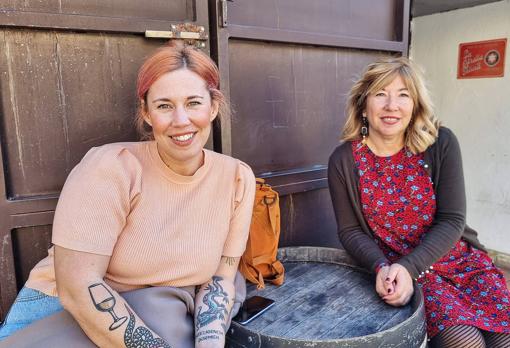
[240,258,284,289]
[239,260,263,287]
[264,192,278,233]
[265,260,285,286]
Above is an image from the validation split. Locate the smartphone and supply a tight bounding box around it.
[233,295,275,325]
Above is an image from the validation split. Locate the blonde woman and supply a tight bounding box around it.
[328,57,510,347]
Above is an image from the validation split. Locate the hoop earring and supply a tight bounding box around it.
[361,113,368,144]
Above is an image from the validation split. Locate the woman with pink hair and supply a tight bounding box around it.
[0,41,255,348]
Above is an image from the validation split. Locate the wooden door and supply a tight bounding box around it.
[210,0,410,247]
[0,0,209,320]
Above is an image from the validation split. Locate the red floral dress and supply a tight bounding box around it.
[352,141,510,338]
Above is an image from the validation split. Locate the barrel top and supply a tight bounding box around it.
[236,246,425,343]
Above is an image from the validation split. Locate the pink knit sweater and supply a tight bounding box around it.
[26,141,255,296]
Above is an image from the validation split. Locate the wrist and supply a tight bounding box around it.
[375,261,390,274]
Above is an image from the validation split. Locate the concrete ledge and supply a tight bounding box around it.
[488,250,510,270]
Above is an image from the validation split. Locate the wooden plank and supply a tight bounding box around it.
[226,0,403,43]
[1,0,188,20]
[0,29,161,199]
[11,226,52,290]
[227,40,382,176]
[245,263,341,332]
[284,270,370,339]
[244,260,414,340]
[265,266,360,338]
[278,190,339,248]
[227,248,426,347]
[226,25,405,52]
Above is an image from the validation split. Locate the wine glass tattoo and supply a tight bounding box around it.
[88,283,128,330]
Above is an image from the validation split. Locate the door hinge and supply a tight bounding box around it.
[145,23,208,48]
[220,0,233,28]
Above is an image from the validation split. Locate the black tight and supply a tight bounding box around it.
[430,325,510,348]
[484,331,510,348]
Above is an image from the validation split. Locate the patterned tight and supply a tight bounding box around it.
[430,325,510,348]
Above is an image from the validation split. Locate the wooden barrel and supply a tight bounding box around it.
[227,247,427,348]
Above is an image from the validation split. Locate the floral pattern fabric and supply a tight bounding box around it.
[353,141,510,338]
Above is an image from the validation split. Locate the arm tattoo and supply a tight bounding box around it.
[88,283,127,331]
[222,256,237,267]
[196,329,223,343]
[124,305,172,348]
[88,283,171,347]
[196,276,229,332]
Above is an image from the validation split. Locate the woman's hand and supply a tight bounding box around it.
[375,264,393,298]
[380,263,414,306]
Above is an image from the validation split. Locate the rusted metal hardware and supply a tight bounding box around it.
[145,23,207,48]
[219,0,234,27]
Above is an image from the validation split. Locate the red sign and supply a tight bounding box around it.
[457,38,506,79]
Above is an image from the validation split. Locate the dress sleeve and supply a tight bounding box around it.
[222,161,256,257]
[397,128,466,279]
[52,145,142,256]
[328,146,389,273]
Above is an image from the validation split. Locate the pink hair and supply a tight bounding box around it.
[135,41,227,139]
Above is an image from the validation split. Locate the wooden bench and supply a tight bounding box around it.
[227,247,427,347]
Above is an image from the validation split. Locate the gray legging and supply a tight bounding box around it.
[0,273,245,348]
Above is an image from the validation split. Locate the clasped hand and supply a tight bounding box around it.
[375,263,414,306]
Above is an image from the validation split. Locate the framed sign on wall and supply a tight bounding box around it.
[457,38,506,79]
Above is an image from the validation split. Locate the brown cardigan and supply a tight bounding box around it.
[327,127,485,279]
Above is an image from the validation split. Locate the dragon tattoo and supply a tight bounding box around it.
[196,276,230,332]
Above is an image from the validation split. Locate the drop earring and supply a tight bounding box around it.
[361,113,368,144]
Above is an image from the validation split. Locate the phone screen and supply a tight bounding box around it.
[233,295,275,325]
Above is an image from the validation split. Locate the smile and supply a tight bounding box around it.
[171,133,195,142]
[381,117,400,124]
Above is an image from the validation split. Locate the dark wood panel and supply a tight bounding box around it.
[0,226,16,320]
[228,39,382,174]
[278,189,339,248]
[0,0,211,34]
[0,0,190,22]
[5,196,58,215]
[0,30,164,199]
[11,225,52,290]
[260,167,327,195]
[10,211,54,229]
[0,0,207,323]
[227,0,402,42]
[226,25,405,52]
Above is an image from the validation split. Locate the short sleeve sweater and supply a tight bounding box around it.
[25,141,256,296]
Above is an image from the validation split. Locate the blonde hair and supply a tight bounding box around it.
[342,56,439,154]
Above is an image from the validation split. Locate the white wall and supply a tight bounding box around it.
[410,0,510,254]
